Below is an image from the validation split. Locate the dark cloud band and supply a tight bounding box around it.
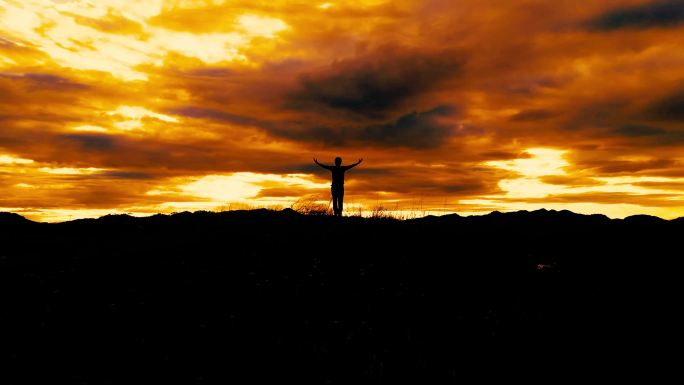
[286,48,464,116]
[587,0,684,30]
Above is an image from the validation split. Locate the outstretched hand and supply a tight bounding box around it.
[358,158,363,164]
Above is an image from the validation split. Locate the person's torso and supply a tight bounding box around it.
[331,167,345,186]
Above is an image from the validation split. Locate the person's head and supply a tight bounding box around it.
[334,157,342,166]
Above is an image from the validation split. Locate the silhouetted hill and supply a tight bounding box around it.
[0,211,39,228]
[623,213,668,225]
[0,209,677,383]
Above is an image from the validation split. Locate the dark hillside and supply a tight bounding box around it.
[0,209,676,383]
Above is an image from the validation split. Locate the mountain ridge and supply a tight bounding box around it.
[0,207,677,226]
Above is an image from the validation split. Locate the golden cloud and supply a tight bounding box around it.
[2,0,684,221]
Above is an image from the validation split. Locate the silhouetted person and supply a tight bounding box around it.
[314,157,362,216]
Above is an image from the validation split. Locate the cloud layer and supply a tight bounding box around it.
[3,0,684,220]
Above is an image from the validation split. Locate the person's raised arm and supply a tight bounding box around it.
[314,158,332,170]
[344,158,363,170]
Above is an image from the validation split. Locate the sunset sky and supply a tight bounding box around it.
[2,0,684,221]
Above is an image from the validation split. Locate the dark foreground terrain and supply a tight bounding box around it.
[0,209,678,383]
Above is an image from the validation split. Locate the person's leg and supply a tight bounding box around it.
[333,196,340,216]
[331,188,339,216]
[338,187,344,216]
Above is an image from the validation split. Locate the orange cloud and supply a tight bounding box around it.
[2,0,684,221]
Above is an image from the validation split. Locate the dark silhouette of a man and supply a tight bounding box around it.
[314,157,363,216]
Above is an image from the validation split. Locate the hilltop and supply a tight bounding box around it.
[0,208,677,383]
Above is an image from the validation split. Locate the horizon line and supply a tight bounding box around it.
[1,207,677,224]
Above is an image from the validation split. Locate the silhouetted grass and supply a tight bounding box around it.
[291,196,332,216]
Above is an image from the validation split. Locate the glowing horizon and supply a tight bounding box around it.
[3,0,684,222]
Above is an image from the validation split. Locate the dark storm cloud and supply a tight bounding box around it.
[60,134,116,151]
[169,106,270,128]
[352,105,459,148]
[351,167,399,176]
[271,105,460,148]
[563,101,631,130]
[98,171,155,180]
[478,151,530,160]
[173,103,461,149]
[646,88,684,120]
[0,73,87,90]
[286,49,464,116]
[499,76,564,96]
[441,183,485,193]
[510,109,558,122]
[587,0,684,30]
[22,73,88,89]
[656,132,684,145]
[350,171,493,197]
[539,175,605,186]
[610,124,684,145]
[612,124,667,136]
[279,162,398,176]
[589,159,675,174]
[36,129,315,175]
